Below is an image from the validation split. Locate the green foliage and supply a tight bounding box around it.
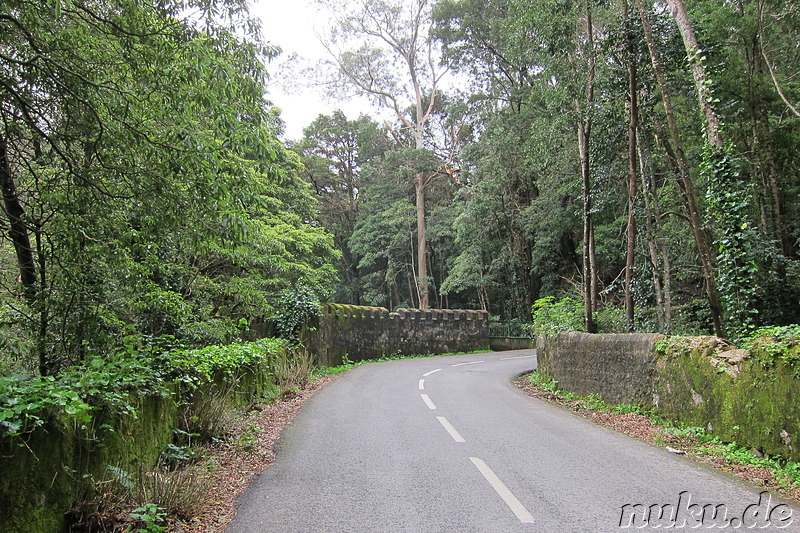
[0,339,287,440]
[528,372,560,393]
[743,324,800,370]
[128,503,167,533]
[489,318,534,338]
[295,112,390,304]
[584,393,610,412]
[703,143,759,338]
[237,422,261,452]
[170,339,285,387]
[531,297,584,338]
[661,425,800,489]
[274,287,321,340]
[0,0,338,376]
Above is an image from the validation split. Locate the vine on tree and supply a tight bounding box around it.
[702,143,759,338]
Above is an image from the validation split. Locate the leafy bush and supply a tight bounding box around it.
[743,324,800,370]
[274,286,320,340]
[0,349,168,437]
[595,305,627,333]
[528,372,560,393]
[531,296,584,338]
[0,338,289,440]
[169,338,286,388]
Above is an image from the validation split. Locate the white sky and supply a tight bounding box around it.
[250,0,375,140]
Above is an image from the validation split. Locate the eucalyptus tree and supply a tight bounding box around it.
[314,0,451,309]
[667,0,761,336]
[633,0,723,336]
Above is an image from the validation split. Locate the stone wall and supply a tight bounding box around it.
[537,332,800,461]
[652,338,799,462]
[302,304,490,367]
[536,331,664,405]
[0,366,274,533]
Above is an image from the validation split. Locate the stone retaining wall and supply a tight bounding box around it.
[537,332,800,461]
[302,304,490,367]
[536,332,664,405]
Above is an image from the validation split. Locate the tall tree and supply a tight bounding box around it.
[295,111,392,304]
[668,0,760,336]
[315,0,449,309]
[623,0,640,331]
[576,0,599,333]
[0,0,337,374]
[635,0,724,336]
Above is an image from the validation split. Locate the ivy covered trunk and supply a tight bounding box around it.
[0,132,37,298]
[636,0,724,337]
[702,145,759,337]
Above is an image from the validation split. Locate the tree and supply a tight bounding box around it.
[634,0,724,336]
[623,0,640,332]
[0,0,338,374]
[668,0,760,336]
[314,0,450,309]
[294,111,392,304]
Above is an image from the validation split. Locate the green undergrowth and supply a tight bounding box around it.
[527,373,648,415]
[659,426,800,490]
[525,371,800,498]
[655,324,800,366]
[0,337,290,441]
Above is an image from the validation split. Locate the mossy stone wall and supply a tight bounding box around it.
[0,365,274,533]
[303,304,490,366]
[653,338,799,461]
[538,332,800,461]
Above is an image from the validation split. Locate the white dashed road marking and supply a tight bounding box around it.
[437,416,466,443]
[470,457,535,524]
[421,394,437,410]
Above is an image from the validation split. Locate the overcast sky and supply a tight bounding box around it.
[250,0,373,140]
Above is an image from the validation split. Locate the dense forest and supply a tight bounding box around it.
[0,0,339,377]
[295,0,800,339]
[0,0,798,379]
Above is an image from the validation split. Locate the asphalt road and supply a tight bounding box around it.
[227,350,800,532]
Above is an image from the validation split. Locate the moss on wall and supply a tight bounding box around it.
[0,364,276,533]
[540,332,800,462]
[654,336,799,460]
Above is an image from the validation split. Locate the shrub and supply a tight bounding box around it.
[531,296,584,338]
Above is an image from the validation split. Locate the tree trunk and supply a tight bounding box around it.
[636,0,724,337]
[579,119,596,333]
[667,0,723,148]
[0,132,37,297]
[415,174,429,310]
[624,0,639,332]
[639,132,672,332]
[579,0,597,333]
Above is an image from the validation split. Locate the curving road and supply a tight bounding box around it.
[227,350,799,532]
